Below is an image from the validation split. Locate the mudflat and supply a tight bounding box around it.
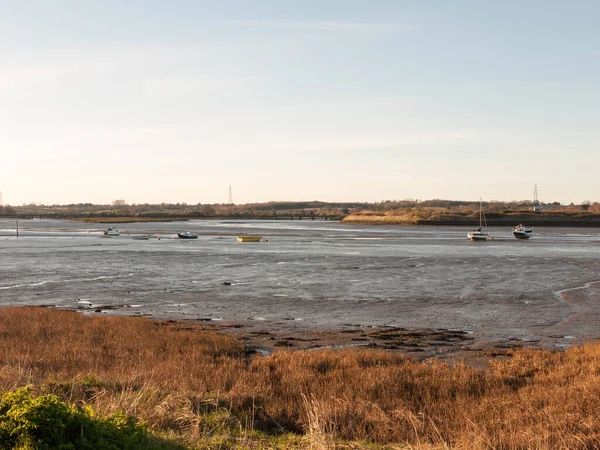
[1,218,599,364]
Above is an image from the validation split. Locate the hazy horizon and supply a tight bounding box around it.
[1,1,599,206]
[0,196,586,208]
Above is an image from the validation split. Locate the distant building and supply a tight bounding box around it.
[533,204,557,212]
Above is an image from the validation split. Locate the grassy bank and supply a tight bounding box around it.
[1,307,600,449]
[343,208,600,227]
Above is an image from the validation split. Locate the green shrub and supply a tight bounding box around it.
[0,387,179,449]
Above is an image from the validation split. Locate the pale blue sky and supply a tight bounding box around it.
[1,1,598,205]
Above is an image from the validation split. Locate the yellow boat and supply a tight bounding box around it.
[236,236,262,242]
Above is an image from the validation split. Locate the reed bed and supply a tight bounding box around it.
[0,307,599,449]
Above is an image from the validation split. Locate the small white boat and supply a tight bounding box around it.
[513,224,533,240]
[467,200,491,241]
[467,227,490,241]
[103,227,120,237]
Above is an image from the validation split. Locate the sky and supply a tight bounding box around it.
[0,0,599,206]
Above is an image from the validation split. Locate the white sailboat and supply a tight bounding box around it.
[467,199,491,241]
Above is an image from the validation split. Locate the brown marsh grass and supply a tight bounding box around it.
[0,307,599,449]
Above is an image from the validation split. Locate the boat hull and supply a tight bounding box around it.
[513,225,533,240]
[178,233,198,239]
[237,236,262,242]
[513,231,532,240]
[467,232,489,241]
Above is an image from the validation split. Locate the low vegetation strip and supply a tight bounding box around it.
[4,199,599,225]
[343,208,600,226]
[0,307,599,449]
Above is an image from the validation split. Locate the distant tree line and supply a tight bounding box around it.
[1,199,598,219]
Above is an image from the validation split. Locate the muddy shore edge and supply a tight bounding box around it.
[45,304,539,368]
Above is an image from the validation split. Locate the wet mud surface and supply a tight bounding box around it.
[148,318,519,367]
[2,219,600,364]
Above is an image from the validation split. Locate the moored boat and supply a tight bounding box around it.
[103,227,120,237]
[467,199,491,241]
[467,227,490,241]
[513,224,533,240]
[237,236,262,242]
[178,232,198,239]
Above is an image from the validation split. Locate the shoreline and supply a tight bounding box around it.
[47,299,598,370]
[3,306,600,448]
[59,305,538,368]
[4,212,600,227]
[62,280,600,368]
[342,213,600,227]
[189,318,520,367]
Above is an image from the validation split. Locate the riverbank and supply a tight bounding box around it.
[343,209,600,227]
[71,215,341,224]
[5,207,600,227]
[2,307,600,449]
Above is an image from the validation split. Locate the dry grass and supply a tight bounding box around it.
[1,307,600,449]
[342,210,420,225]
[342,208,470,225]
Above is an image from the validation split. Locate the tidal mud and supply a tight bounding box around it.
[2,219,600,362]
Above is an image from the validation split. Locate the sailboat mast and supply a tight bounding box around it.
[479,198,482,227]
